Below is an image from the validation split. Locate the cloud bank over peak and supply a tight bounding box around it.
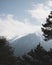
[0,14,41,39]
[1,0,52,40]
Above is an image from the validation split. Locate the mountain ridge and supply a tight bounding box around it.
[10,33,52,56]
[10,33,40,56]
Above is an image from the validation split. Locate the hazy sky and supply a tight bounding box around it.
[0,0,52,39]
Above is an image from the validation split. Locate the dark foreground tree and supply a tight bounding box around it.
[17,43,52,65]
[41,11,52,41]
[0,36,17,65]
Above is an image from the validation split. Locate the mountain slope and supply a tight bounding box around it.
[10,33,52,56]
[10,33,40,56]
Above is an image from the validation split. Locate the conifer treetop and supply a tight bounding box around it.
[41,11,52,41]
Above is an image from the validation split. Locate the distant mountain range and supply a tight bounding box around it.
[10,33,52,56]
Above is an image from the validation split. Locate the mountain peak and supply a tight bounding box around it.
[10,33,40,56]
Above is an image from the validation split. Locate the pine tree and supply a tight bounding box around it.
[41,11,52,41]
[17,44,49,65]
[0,37,17,65]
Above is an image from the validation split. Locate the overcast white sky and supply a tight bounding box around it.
[0,0,52,39]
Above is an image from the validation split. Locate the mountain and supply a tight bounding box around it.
[10,33,52,56]
[10,33,40,56]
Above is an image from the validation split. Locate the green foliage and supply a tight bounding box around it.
[0,37,17,65]
[41,11,52,41]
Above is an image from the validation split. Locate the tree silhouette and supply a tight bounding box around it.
[0,37,17,65]
[17,43,52,65]
[41,11,52,41]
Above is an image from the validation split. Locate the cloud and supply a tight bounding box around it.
[28,0,52,23]
[1,0,52,40]
[0,14,41,39]
[47,0,52,7]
